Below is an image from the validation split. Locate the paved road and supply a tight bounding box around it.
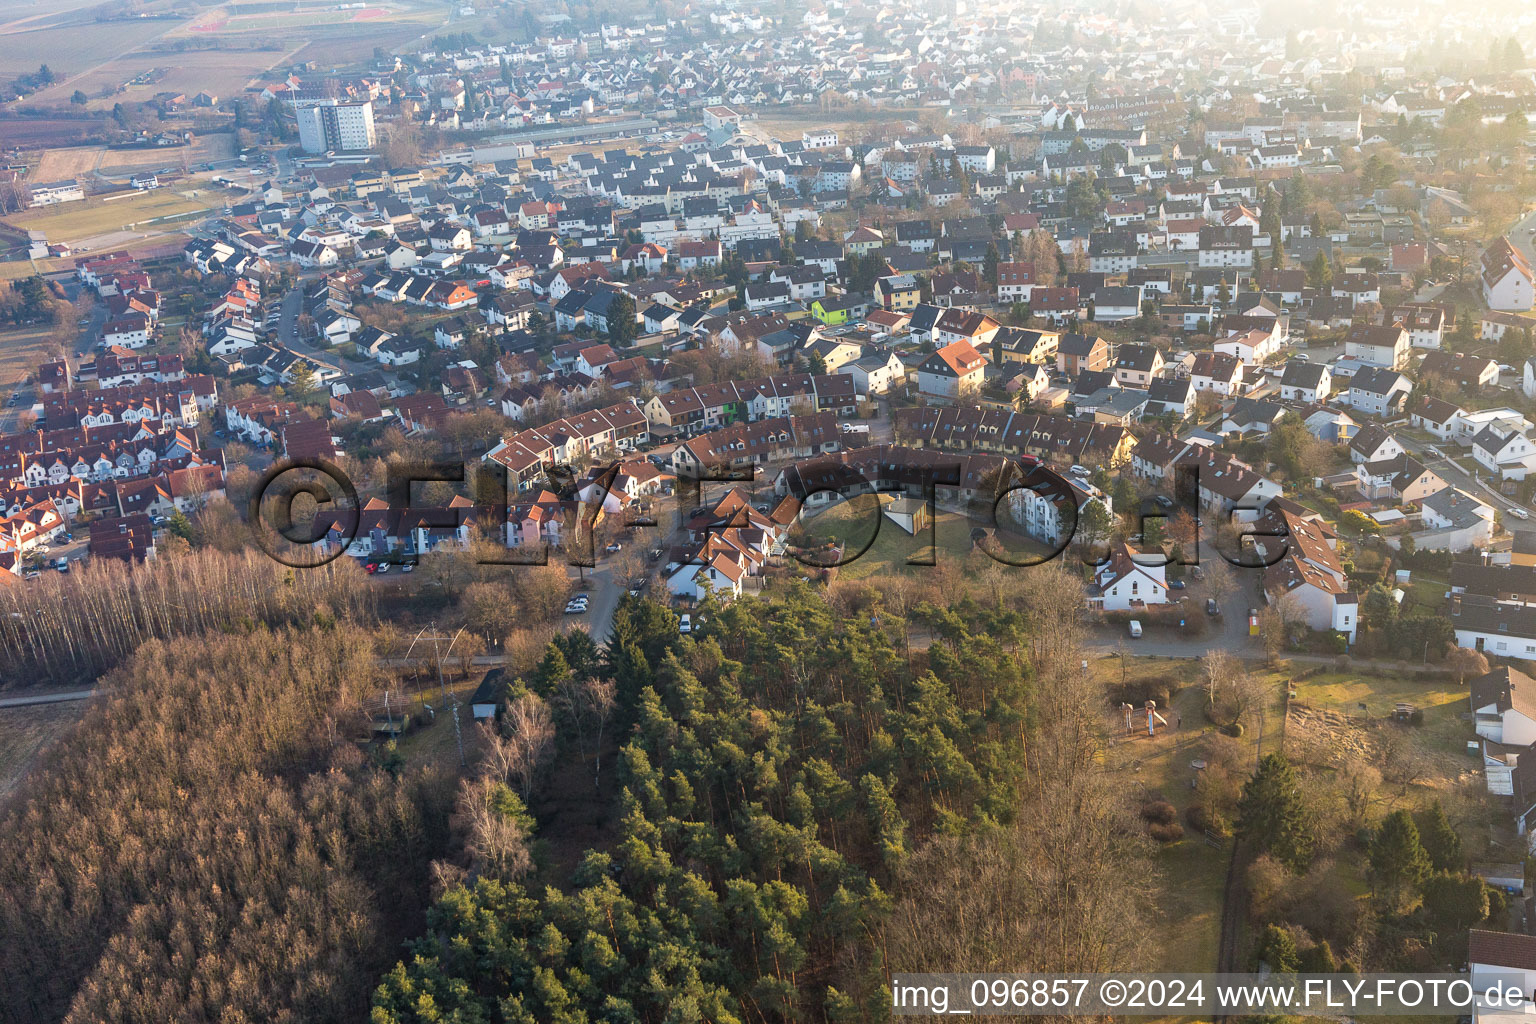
[1509,209,1536,267]
[1395,432,1532,519]
[0,689,97,708]
[276,281,346,375]
[1088,540,1262,657]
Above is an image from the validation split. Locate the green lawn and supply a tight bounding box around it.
[799,501,983,580]
[1295,671,1463,725]
[1153,840,1229,972]
[1096,655,1284,973]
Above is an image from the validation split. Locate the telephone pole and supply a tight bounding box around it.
[406,624,469,768]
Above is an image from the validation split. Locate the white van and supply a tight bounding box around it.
[1128,620,1143,639]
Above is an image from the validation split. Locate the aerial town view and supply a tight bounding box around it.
[6,0,1536,1019]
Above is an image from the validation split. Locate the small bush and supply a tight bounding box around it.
[1141,799,1178,825]
[1222,721,1245,737]
[1186,804,1232,837]
[1148,822,1185,843]
[1109,674,1176,708]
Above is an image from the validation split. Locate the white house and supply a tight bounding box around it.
[1483,237,1535,312]
[1472,424,1536,481]
[1278,360,1330,403]
[1414,486,1495,552]
[1344,322,1410,369]
[1453,595,1536,666]
[846,350,905,395]
[1090,542,1169,611]
[1470,929,1536,1011]
[1344,367,1412,417]
[1215,326,1280,365]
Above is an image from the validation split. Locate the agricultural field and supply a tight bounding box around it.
[30,133,239,180]
[0,321,66,385]
[6,188,221,247]
[0,19,175,77]
[165,0,452,62]
[26,48,290,111]
[99,132,238,174]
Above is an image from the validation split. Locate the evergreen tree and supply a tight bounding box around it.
[1418,801,1463,872]
[1257,924,1300,972]
[1299,939,1337,973]
[606,291,638,346]
[1369,809,1430,912]
[1307,250,1332,291]
[1236,754,1314,872]
[286,360,317,398]
[1261,203,1283,268]
[983,242,1001,287]
[1421,872,1489,941]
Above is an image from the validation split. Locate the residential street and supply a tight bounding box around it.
[275,279,346,376]
[1395,431,1533,520]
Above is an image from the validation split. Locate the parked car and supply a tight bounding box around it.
[1170,579,1186,590]
[679,613,692,634]
[365,563,378,574]
[375,563,390,574]
[1128,620,1143,638]
[1206,598,1220,615]
[400,563,414,573]
[1154,495,1174,508]
[605,542,623,553]
[1511,507,1531,520]
[564,600,588,615]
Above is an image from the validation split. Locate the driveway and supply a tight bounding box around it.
[1396,433,1532,518]
[1087,541,1262,657]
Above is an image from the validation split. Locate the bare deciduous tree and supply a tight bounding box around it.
[497,688,555,800]
[456,775,533,881]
